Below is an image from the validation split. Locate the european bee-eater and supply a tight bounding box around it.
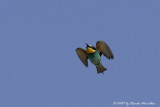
[76,41,114,74]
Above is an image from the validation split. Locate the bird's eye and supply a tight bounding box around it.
[93,47,96,50]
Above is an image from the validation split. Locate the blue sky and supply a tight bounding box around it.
[0,0,160,107]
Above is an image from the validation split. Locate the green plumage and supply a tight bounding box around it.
[87,50,107,74]
[87,51,101,65]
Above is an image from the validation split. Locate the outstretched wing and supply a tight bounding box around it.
[96,41,114,59]
[76,48,88,67]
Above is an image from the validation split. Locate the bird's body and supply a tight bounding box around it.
[76,41,114,74]
[87,50,101,65]
[87,50,107,74]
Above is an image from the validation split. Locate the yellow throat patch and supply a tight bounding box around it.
[86,47,95,54]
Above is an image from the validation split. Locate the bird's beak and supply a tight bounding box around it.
[85,43,89,47]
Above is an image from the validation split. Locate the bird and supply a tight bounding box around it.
[75,41,114,74]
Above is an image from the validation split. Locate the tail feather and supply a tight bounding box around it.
[96,63,107,74]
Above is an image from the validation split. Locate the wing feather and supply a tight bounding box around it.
[76,48,88,67]
[96,41,114,59]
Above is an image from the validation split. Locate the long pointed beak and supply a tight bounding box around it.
[85,43,89,47]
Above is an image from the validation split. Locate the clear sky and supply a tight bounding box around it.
[0,0,160,107]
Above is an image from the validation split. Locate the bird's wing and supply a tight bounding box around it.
[96,41,114,59]
[76,48,88,67]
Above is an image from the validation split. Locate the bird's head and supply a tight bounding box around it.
[86,43,96,54]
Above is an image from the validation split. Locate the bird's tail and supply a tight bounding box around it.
[96,63,107,74]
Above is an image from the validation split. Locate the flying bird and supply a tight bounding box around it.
[76,41,114,74]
